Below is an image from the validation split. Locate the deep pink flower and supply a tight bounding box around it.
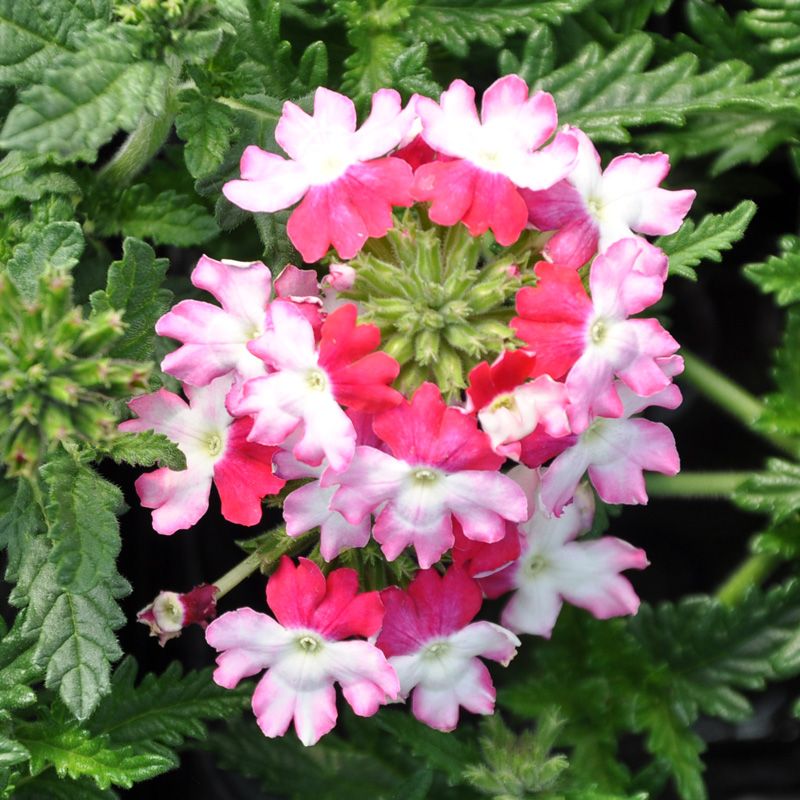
[523,127,696,268]
[324,383,528,568]
[120,375,285,534]
[235,302,401,471]
[412,75,577,245]
[223,87,415,262]
[206,557,399,746]
[376,567,519,731]
[512,239,678,432]
[465,350,570,459]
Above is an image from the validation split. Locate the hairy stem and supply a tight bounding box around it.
[681,351,798,457]
[716,552,780,606]
[646,472,751,499]
[213,529,316,600]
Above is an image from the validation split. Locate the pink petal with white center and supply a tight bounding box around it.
[325,639,400,714]
[416,79,481,158]
[373,496,453,568]
[206,608,294,687]
[222,147,310,212]
[134,467,212,536]
[480,78,556,149]
[501,576,564,637]
[511,130,578,191]
[274,264,320,301]
[538,442,593,516]
[249,300,318,372]
[193,255,273,322]
[600,152,695,236]
[412,658,496,731]
[522,179,588,234]
[351,88,415,160]
[449,620,520,664]
[235,372,305,445]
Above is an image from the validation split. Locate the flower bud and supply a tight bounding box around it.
[137,584,218,646]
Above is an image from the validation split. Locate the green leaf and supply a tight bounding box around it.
[89,658,249,751]
[89,238,171,361]
[405,0,590,58]
[16,716,172,790]
[95,184,219,247]
[656,201,756,280]
[42,456,124,593]
[175,92,234,179]
[99,431,186,471]
[0,479,45,583]
[0,32,169,163]
[0,0,110,86]
[0,617,41,717]
[758,307,800,436]
[498,24,556,85]
[733,458,800,523]
[535,33,799,143]
[13,773,116,800]
[0,153,80,210]
[6,221,84,301]
[744,234,800,306]
[0,736,29,768]
[742,0,800,58]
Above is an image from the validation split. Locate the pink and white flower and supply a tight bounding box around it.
[512,239,679,432]
[539,365,683,515]
[206,557,399,746]
[324,382,529,568]
[523,127,696,268]
[376,567,519,731]
[235,301,402,471]
[465,349,570,459]
[412,75,577,245]
[486,468,648,637]
[120,375,285,534]
[223,87,415,262]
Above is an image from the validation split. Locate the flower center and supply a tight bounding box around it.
[423,640,450,659]
[305,368,328,392]
[589,317,608,345]
[587,196,605,220]
[411,467,440,484]
[296,633,322,653]
[526,554,549,576]
[489,393,517,413]
[205,432,223,457]
[152,591,185,632]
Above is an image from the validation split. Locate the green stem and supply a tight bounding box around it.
[681,351,798,457]
[646,471,751,499]
[213,529,316,601]
[716,552,780,606]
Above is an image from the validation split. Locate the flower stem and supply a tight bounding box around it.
[716,552,780,606]
[646,472,751,499]
[213,528,316,601]
[681,351,799,457]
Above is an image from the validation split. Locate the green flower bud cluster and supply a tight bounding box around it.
[0,271,151,477]
[344,209,543,399]
[114,0,192,23]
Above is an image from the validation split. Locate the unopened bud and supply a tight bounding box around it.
[47,376,80,406]
[74,310,125,355]
[137,584,218,646]
[5,427,40,477]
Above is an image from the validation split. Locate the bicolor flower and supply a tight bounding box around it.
[538,366,683,515]
[324,382,529,568]
[223,87,415,262]
[512,239,679,432]
[465,349,570,459]
[120,375,285,534]
[206,557,399,746]
[235,301,402,471]
[413,75,577,245]
[376,567,519,731]
[487,468,647,637]
[523,127,696,268]
[138,584,218,646]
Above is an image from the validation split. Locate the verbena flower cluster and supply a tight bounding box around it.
[127,75,693,745]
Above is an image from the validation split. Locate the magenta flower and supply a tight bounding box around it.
[223,87,415,262]
[234,301,402,471]
[119,375,285,534]
[523,127,696,268]
[324,382,529,568]
[412,75,577,245]
[206,557,399,746]
[512,239,679,432]
[376,567,519,731]
[488,468,648,637]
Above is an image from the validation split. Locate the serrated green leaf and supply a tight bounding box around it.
[175,92,234,178]
[733,458,800,523]
[0,0,110,86]
[0,33,169,163]
[656,200,756,280]
[535,33,799,143]
[742,0,800,57]
[95,184,218,247]
[13,773,116,800]
[744,234,800,305]
[99,431,186,471]
[0,737,29,768]
[6,221,84,301]
[42,456,123,593]
[89,238,170,361]
[297,40,329,90]
[89,658,248,751]
[171,27,224,65]
[758,307,800,436]
[0,617,42,717]
[0,479,44,583]
[498,24,556,84]
[16,717,172,790]
[0,153,80,210]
